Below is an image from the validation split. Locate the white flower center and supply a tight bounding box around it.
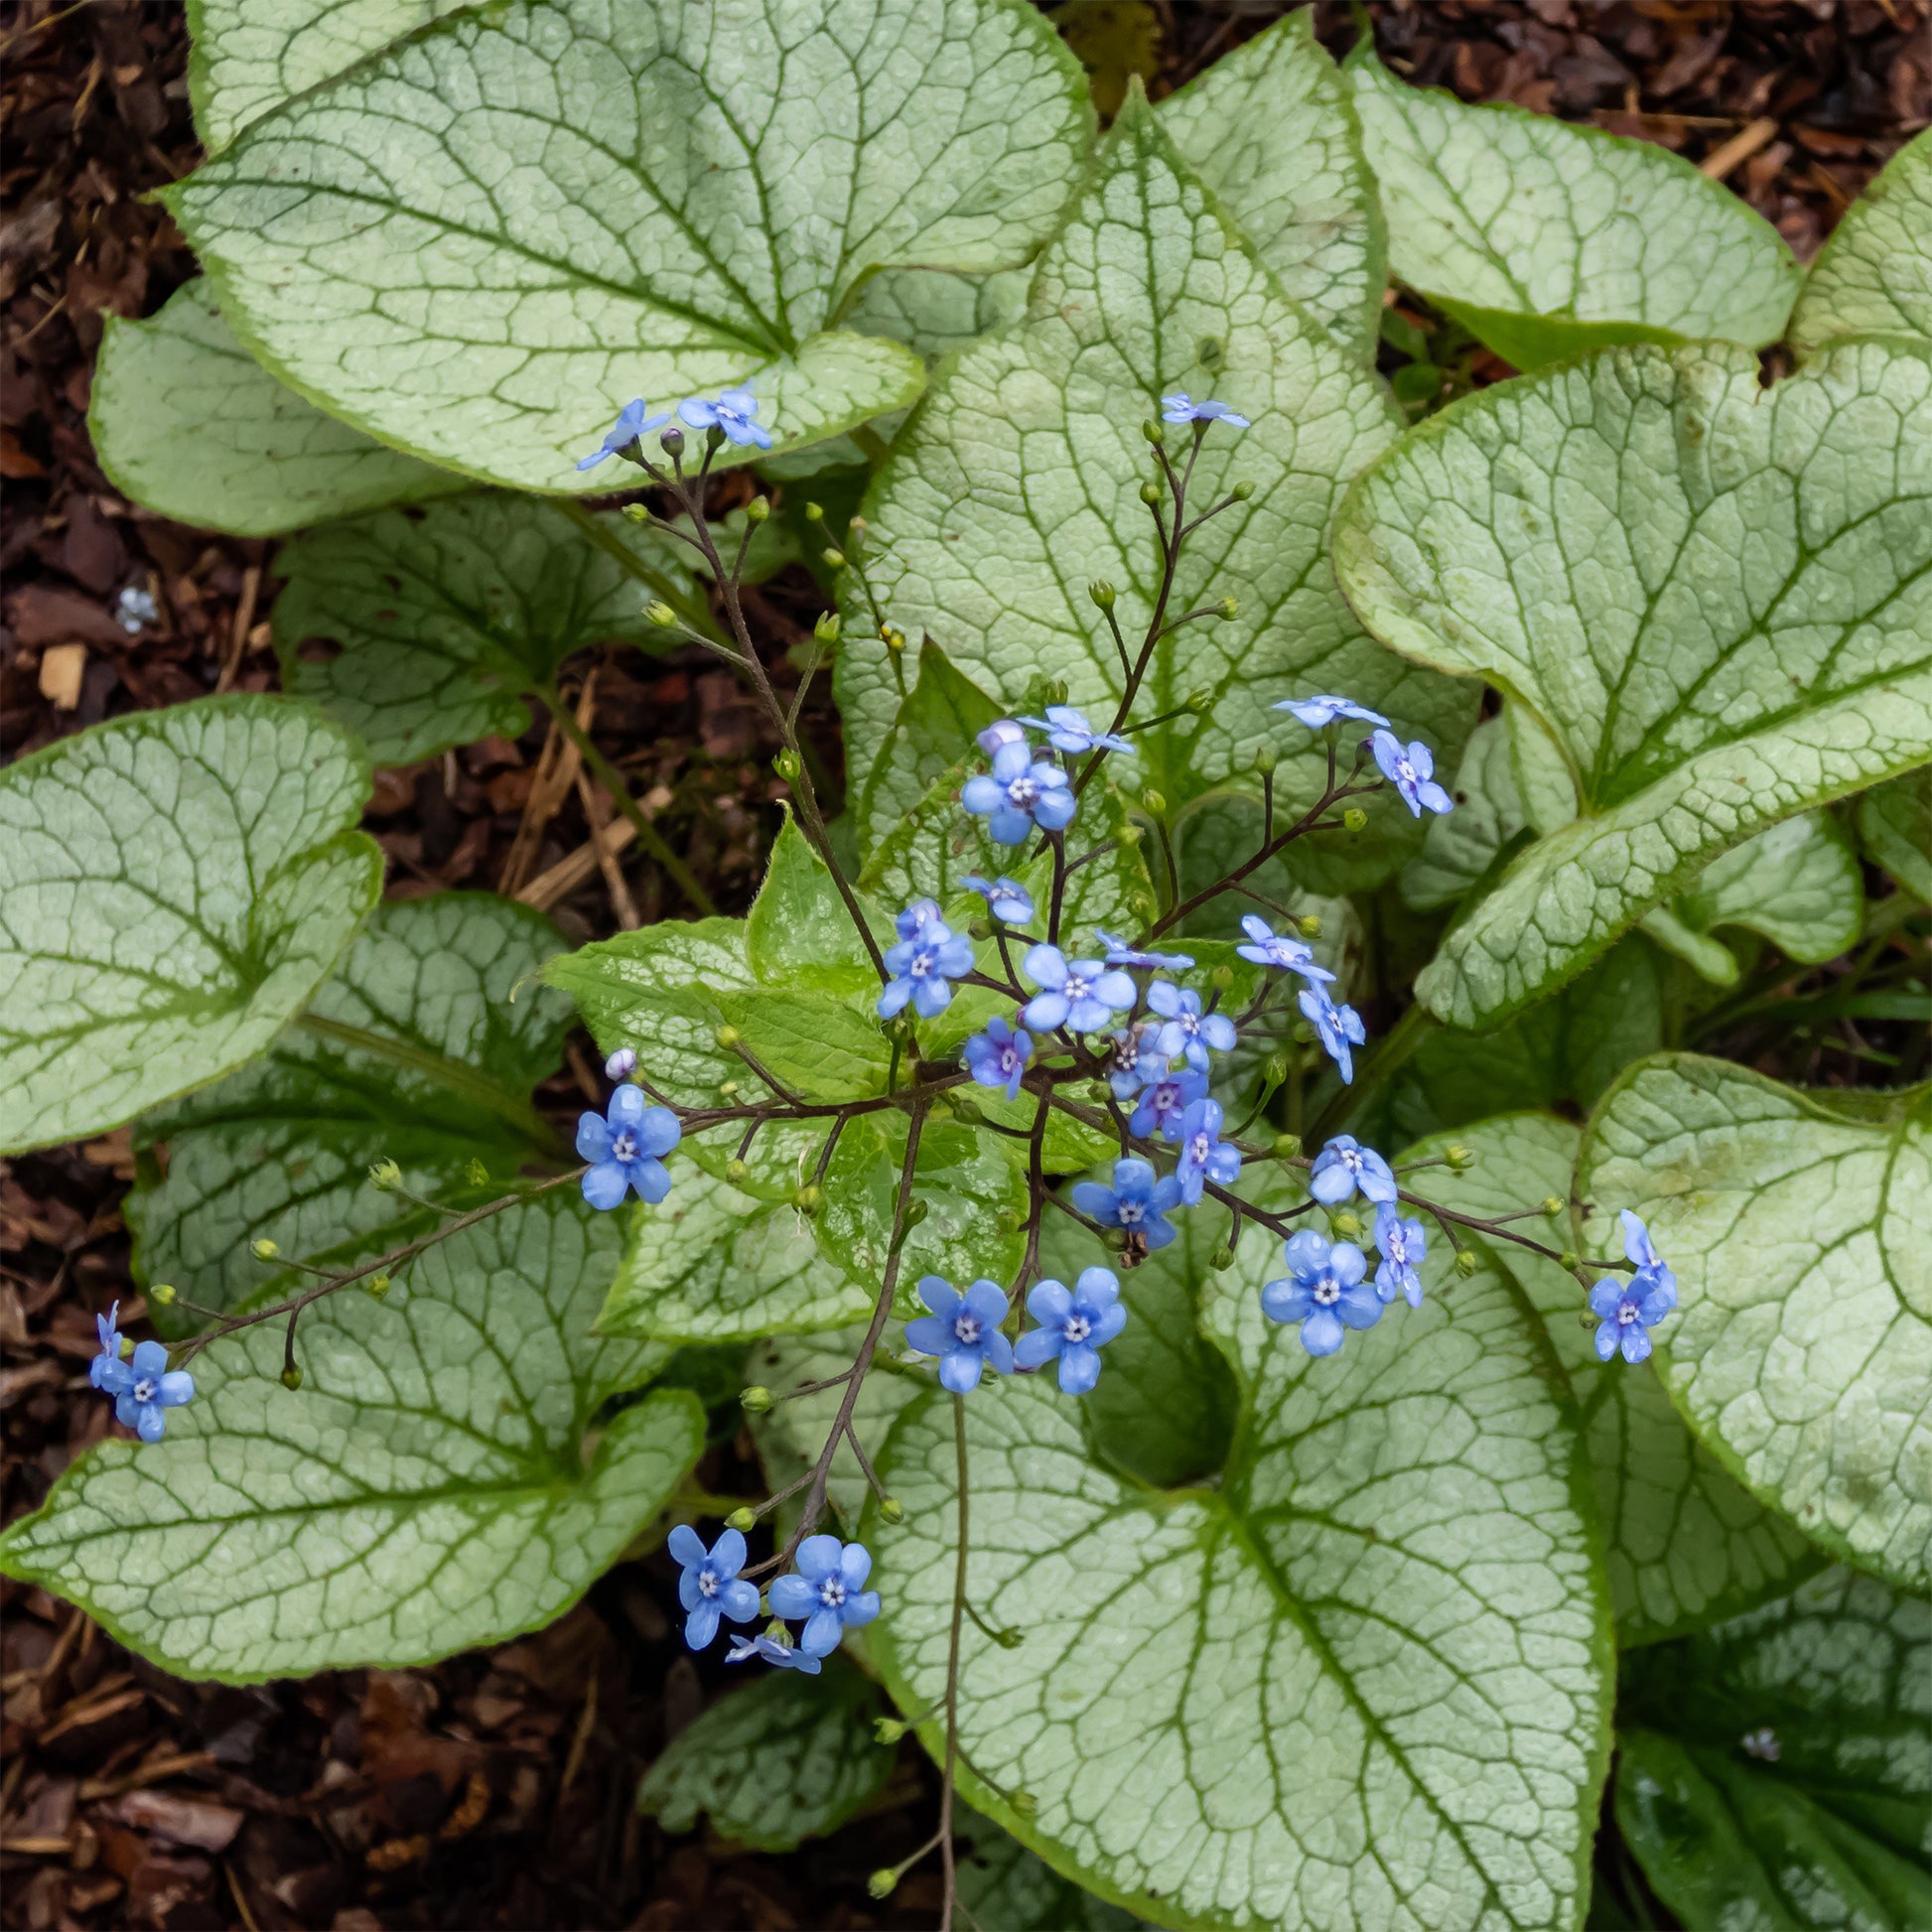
[819,1577,847,1608]
[954,1312,982,1345]
[909,949,934,977]
[1341,1149,1362,1173]
[698,1568,720,1598]
[1008,775,1039,806]
[1064,1314,1092,1343]
[612,1131,637,1161]
[1395,757,1417,785]
[1063,973,1090,1002]
[133,1375,157,1402]
[1189,1132,1210,1164]
[1617,1302,1639,1325]
[1312,1274,1340,1307]
[1117,1198,1145,1224]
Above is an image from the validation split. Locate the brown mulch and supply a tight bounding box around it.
[2,2,1925,1928]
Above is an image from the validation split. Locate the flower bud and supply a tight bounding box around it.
[1254,744,1277,777]
[645,600,678,627]
[1454,1249,1480,1278]
[1272,1132,1303,1160]
[369,1157,403,1191]
[1141,419,1165,445]
[1088,578,1116,610]
[804,500,825,522]
[281,1365,303,1391]
[968,916,992,942]
[1217,596,1239,621]
[1187,686,1214,713]
[846,516,867,549]
[251,1238,279,1261]
[1231,480,1255,500]
[149,1282,178,1307]
[465,1157,488,1187]
[773,748,802,781]
[867,1870,898,1901]
[1010,1791,1038,1819]
[1142,787,1167,816]
[1298,914,1321,937]
[1542,1196,1567,1218]
[821,547,846,569]
[365,1273,391,1300]
[1038,677,1068,708]
[621,502,649,522]
[1211,964,1234,991]
[902,1198,929,1230]
[993,1625,1026,1650]
[1139,481,1162,505]
[1342,806,1368,832]
[715,1024,742,1049]
[605,1047,637,1081]
[740,1385,773,1414]
[814,610,841,645]
[1264,1053,1289,1087]
[658,425,684,456]
[1446,1144,1476,1171]
[875,1717,908,1744]
[744,494,770,522]
[793,1183,822,1216]
[726,1159,751,1183]
[883,625,906,652]
[880,1496,905,1524]
[1579,1308,1600,1329]
[1330,1210,1363,1241]
[726,1506,758,1532]
[1208,1245,1234,1272]
[1561,1250,1580,1271]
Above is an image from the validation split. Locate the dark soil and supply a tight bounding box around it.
[1,2,1924,1927]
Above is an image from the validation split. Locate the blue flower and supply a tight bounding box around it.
[895,897,945,942]
[1094,930,1193,970]
[962,741,1077,845]
[905,1277,1014,1392]
[605,1045,638,1081]
[1310,1135,1397,1206]
[1162,392,1250,429]
[976,718,1029,758]
[962,875,1035,925]
[678,384,772,450]
[1372,1204,1428,1308]
[1071,1158,1182,1251]
[1299,985,1367,1083]
[1273,695,1390,730]
[1590,1211,1678,1363]
[89,1301,123,1391]
[1129,1064,1204,1140]
[1146,981,1236,1072]
[95,1338,194,1443]
[1235,913,1333,983]
[1015,1268,1127,1394]
[1021,944,1137,1035]
[1173,1097,1241,1204]
[1018,706,1133,756]
[1371,729,1453,816]
[963,1017,1033,1101]
[1262,1229,1381,1356]
[578,1085,681,1209]
[668,1524,760,1651]
[576,398,670,470]
[1105,1023,1168,1099]
[769,1536,882,1656]
[878,919,975,1020]
[727,1631,821,1675]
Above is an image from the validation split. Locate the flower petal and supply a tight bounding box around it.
[769,1575,818,1619]
[666,1524,706,1569]
[796,1534,843,1583]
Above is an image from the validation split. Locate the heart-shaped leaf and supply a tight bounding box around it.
[1789,128,1932,355]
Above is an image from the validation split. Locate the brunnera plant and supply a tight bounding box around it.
[4,5,1929,1929]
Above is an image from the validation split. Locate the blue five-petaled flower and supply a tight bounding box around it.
[1018,706,1134,756]
[578,1085,681,1209]
[1273,695,1391,730]
[963,740,1078,845]
[961,875,1035,925]
[1371,729,1453,817]
[1071,1158,1182,1251]
[95,1336,195,1443]
[577,398,670,470]
[727,1631,821,1675]
[1162,392,1250,429]
[1173,1097,1241,1204]
[962,1017,1033,1102]
[895,897,945,942]
[1015,1268,1127,1394]
[1262,1230,1382,1357]
[878,916,975,1020]
[769,1536,882,1656]
[668,1524,759,1651]
[678,384,772,449]
[1373,1204,1429,1308]
[1590,1211,1678,1363]
[1146,981,1235,1072]
[89,1301,123,1391]
[1129,1064,1204,1140]
[1021,944,1137,1035]
[1310,1135,1398,1206]
[906,1277,1014,1392]
[1300,984,1368,1084]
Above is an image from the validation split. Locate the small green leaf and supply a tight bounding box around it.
[958,1809,1147,1930]
[1346,51,1798,370]
[638,1653,897,1852]
[0,697,381,1155]
[1789,128,1932,354]
[746,814,887,995]
[1616,1569,1931,1930]
[274,493,700,765]
[1582,1055,1932,1593]
[0,1193,696,1682]
[1335,339,1932,1031]
[1859,768,1932,903]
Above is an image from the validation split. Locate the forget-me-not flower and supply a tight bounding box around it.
[961,875,1035,925]
[678,384,772,449]
[963,741,1077,845]
[1015,1268,1127,1394]
[579,1085,680,1208]
[89,1301,123,1391]
[1071,1158,1182,1251]
[96,1338,194,1443]
[769,1535,882,1657]
[727,1631,821,1675]
[1173,1097,1241,1204]
[668,1525,759,1651]
[577,398,670,469]
[1589,1211,1678,1363]
[1262,1229,1381,1356]
[1129,1064,1205,1140]
[1273,695,1391,730]
[1021,944,1137,1035]
[1146,981,1235,1072]
[1162,392,1250,429]
[963,1017,1033,1101]
[878,918,975,1020]
[1373,1204,1429,1308]
[895,897,945,942]
[1019,706,1133,756]
[977,718,1029,758]
[1235,913,1333,982]
[605,1046,638,1081]
[1371,729,1453,817]
[1094,930,1193,971]
[1310,1135,1398,1206]
[905,1277,1014,1392]
[1105,1023,1168,1099]
[1300,984,1367,1083]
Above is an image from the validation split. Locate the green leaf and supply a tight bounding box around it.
[1399,714,1529,911]
[852,640,1004,860]
[0,696,381,1156]
[1157,8,1385,359]
[1859,767,1932,903]
[1616,1569,1932,1930]
[842,266,1032,362]
[166,0,1093,489]
[128,893,572,1328]
[958,1810,1147,1930]
[638,1652,897,1851]
[1334,338,1932,1032]
[0,1192,696,1682]
[88,280,463,541]
[837,92,1475,873]
[1421,1113,1822,1647]
[274,492,701,765]
[746,814,886,995]
[1581,1054,1932,1593]
[869,1188,1610,1931]
[1504,696,1579,837]
[1789,128,1932,355]
[1345,51,1798,371]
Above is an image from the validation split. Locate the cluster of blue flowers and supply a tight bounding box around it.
[672,1525,879,1675]
[907,1269,1126,1397]
[578,385,772,469]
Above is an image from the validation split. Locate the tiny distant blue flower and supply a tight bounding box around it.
[1371,729,1453,817]
[1018,706,1133,756]
[879,919,975,1020]
[896,897,944,943]
[1589,1211,1678,1363]
[976,719,1029,758]
[1129,1064,1204,1140]
[1015,1268,1127,1394]
[1299,984,1367,1084]
[962,875,1035,924]
[1146,981,1236,1072]
[1071,1158,1182,1251]
[678,384,772,450]
[1235,913,1333,982]
[963,1017,1033,1102]
[1162,392,1250,429]
[1262,1229,1381,1356]
[1105,1023,1168,1099]
[604,1045,638,1081]
[1094,930,1193,970]
[668,1524,759,1651]
[89,1301,123,1391]
[727,1631,821,1675]
[1021,944,1137,1035]
[579,1085,680,1209]
[576,397,670,470]
[963,741,1077,845]
[1173,1097,1241,1205]
[1310,1135,1397,1206]
[905,1277,1014,1393]
[96,1338,194,1444]
[769,1535,882,1657]
[1373,1204,1429,1308]
[1273,695,1390,730]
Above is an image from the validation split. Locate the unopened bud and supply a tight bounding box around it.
[880,1496,905,1524]
[875,1717,908,1744]
[1009,1791,1038,1819]
[1187,686,1214,713]
[1037,677,1069,709]
[1217,597,1239,621]
[814,610,841,645]
[1142,788,1167,816]
[1141,419,1165,445]
[992,1625,1026,1650]
[1264,1053,1289,1087]
[901,1198,929,1230]
[250,1238,279,1261]
[821,547,846,569]
[369,1157,403,1191]
[1342,806,1368,832]
[803,500,825,522]
[726,1506,758,1532]
[1088,578,1116,610]
[1210,964,1234,991]
[1298,914,1321,937]
[968,916,992,942]
[658,425,684,456]
[1561,1250,1580,1271]
[1231,479,1255,500]
[1254,744,1277,777]
[773,747,802,781]
[846,516,867,548]
[1454,1249,1480,1278]
[605,1046,637,1081]
[715,1024,742,1049]
[1208,1245,1234,1272]
[280,1365,303,1391]
[149,1282,177,1307]
[793,1183,822,1216]
[1139,480,1162,505]
[1272,1132,1303,1160]
[726,1159,751,1183]
[365,1273,391,1300]
[465,1157,488,1187]
[1330,1210,1363,1241]
[740,1385,773,1414]
[1580,1308,1600,1329]
[744,494,770,522]
[1446,1144,1476,1171]
[883,625,906,652]
[868,1869,897,1900]
[1542,1196,1566,1218]
[649,600,682,628]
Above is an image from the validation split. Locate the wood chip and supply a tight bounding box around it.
[38,641,86,709]
[1700,116,1781,181]
[110,1789,245,1853]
